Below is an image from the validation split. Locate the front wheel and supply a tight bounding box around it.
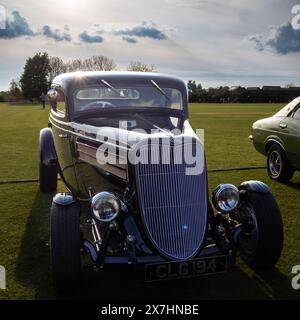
[50,200,81,292]
[238,191,283,269]
[39,161,57,193]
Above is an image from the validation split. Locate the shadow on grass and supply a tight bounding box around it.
[68,261,299,300]
[285,181,300,191]
[15,190,57,299]
[253,268,300,300]
[15,189,299,300]
[279,172,300,191]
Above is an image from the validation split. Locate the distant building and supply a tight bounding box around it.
[231,85,300,103]
[246,87,260,91]
[189,83,300,103]
[287,87,300,91]
[262,86,282,91]
[229,86,244,92]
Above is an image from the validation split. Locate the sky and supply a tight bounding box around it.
[0,0,299,90]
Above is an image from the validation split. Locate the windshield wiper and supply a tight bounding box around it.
[101,79,121,96]
[150,80,170,100]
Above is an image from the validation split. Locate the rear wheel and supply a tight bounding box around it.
[238,191,283,269]
[51,200,81,292]
[267,144,294,182]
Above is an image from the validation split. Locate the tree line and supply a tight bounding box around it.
[0,52,156,102]
[187,80,300,103]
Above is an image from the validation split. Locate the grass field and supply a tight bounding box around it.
[0,102,299,300]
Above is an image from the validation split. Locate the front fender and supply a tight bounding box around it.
[239,180,270,194]
[39,128,57,166]
[265,136,286,153]
[53,192,77,206]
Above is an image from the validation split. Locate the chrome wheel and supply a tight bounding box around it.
[268,150,282,177]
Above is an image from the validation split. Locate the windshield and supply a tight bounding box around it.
[73,85,183,113]
[274,97,300,117]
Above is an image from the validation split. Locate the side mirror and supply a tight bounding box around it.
[47,88,58,101]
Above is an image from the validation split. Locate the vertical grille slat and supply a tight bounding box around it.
[135,139,207,260]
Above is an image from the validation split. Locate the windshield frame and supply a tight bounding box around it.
[52,72,189,121]
[72,83,184,114]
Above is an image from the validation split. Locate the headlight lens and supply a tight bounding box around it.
[91,192,120,222]
[212,184,240,212]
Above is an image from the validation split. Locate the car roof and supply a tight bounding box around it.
[275,96,300,117]
[52,71,187,92]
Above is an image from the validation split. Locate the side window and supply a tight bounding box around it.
[292,105,300,120]
[51,88,66,116]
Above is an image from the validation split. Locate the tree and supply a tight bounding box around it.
[9,79,21,96]
[65,59,83,72]
[65,56,116,72]
[0,91,9,102]
[9,79,23,101]
[187,80,203,102]
[127,61,156,72]
[187,80,197,93]
[20,52,50,100]
[49,56,67,81]
[285,83,295,88]
[88,56,116,71]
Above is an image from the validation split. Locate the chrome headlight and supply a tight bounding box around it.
[212,184,240,213]
[91,192,120,222]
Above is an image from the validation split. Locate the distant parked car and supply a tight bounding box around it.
[250,97,300,182]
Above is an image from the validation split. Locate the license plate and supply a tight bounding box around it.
[145,255,227,282]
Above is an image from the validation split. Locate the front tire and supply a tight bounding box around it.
[39,161,57,193]
[50,200,81,292]
[238,191,283,269]
[267,144,294,182]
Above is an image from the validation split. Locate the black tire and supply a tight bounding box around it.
[238,191,283,269]
[50,201,81,292]
[267,144,294,182]
[39,160,57,193]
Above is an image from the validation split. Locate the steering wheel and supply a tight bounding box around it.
[80,101,117,111]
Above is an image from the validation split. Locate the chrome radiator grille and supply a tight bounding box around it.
[135,141,207,260]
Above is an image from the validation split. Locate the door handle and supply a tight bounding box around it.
[279,123,287,129]
[58,133,70,139]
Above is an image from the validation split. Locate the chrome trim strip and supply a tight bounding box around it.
[49,115,130,152]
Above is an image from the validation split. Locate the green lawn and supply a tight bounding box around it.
[0,102,299,300]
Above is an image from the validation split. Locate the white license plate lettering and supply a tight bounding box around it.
[145,256,227,282]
